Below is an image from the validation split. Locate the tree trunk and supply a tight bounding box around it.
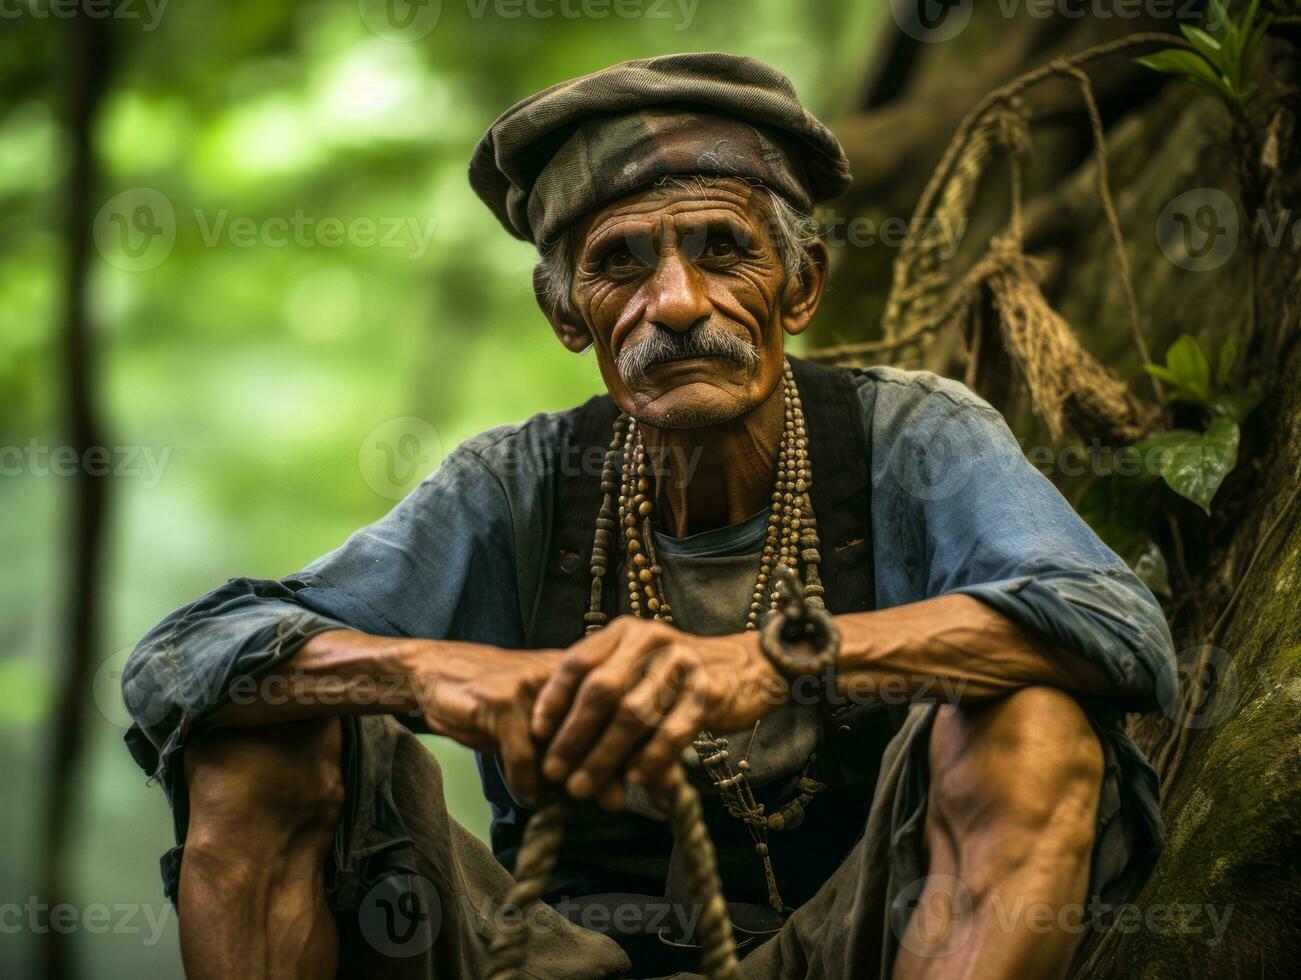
[42,12,114,980]
[816,5,1301,975]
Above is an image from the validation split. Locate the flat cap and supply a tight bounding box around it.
[469,52,852,247]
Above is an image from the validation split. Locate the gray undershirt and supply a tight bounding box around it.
[618,509,821,819]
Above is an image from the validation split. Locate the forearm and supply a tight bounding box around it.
[208,629,425,727]
[834,594,1111,703]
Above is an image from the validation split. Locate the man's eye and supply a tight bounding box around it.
[602,248,639,272]
[703,239,737,259]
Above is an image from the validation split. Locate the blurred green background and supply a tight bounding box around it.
[0,1,879,975]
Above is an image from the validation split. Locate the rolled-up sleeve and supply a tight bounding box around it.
[865,367,1176,712]
[122,444,521,784]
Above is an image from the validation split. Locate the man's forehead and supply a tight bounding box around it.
[577,181,764,241]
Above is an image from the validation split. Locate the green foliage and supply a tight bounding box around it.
[1137,333,1260,513]
[1136,415,1241,515]
[1135,0,1271,106]
[1078,334,1260,594]
[0,4,880,974]
[1076,472,1171,597]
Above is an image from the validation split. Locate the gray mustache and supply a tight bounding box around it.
[616,323,760,387]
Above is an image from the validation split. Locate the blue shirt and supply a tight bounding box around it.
[123,366,1175,861]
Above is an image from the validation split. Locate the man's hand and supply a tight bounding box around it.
[529,616,788,809]
[400,641,561,805]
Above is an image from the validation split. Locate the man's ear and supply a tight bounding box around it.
[533,263,592,353]
[779,238,830,337]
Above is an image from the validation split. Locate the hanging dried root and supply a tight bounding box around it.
[949,237,1158,443]
[810,32,1185,445]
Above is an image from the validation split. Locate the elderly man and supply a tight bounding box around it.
[124,53,1173,980]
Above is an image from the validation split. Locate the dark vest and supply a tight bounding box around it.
[495,358,895,973]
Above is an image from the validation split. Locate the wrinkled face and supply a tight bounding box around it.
[547,180,825,429]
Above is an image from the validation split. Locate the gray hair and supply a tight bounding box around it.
[535,175,821,323]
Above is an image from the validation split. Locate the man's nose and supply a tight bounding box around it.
[644,251,711,333]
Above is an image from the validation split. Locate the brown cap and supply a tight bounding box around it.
[469,52,851,247]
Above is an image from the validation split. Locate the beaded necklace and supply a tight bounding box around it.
[582,359,826,914]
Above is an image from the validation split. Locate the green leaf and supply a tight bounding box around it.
[1143,363,1184,387]
[1181,25,1223,57]
[1164,334,1213,402]
[1142,364,1208,403]
[1216,333,1238,386]
[1137,418,1241,513]
[1209,383,1262,423]
[1135,50,1227,96]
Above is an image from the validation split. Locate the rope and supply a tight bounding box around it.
[486,565,845,976]
[486,767,740,980]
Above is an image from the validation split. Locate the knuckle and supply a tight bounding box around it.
[584,674,617,704]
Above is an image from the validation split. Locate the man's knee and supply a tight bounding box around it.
[929,687,1104,862]
[183,716,345,869]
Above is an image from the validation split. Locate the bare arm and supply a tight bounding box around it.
[208,628,561,801]
[832,592,1112,703]
[530,595,1111,805]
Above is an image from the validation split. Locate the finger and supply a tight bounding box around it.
[627,687,709,790]
[566,655,682,798]
[533,645,604,741]
[540,666,620,785]
[597,781,626,813]
[497,716,541,806]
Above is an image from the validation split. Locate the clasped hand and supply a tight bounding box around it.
[407,616,787,810]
